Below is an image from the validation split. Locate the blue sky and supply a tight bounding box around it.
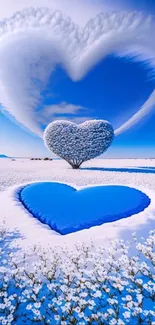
[0,1,155,158]
[118,0,155,13]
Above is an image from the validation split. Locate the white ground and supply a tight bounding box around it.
[0,158,155,250]
[1,158,155,192]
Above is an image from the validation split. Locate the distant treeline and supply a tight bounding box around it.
[30,157,53,161]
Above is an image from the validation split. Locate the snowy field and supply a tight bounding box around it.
[1,158,155,192]
[0,158,155,250]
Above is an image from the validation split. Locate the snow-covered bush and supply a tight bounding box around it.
[0,227,155,324]
[44,120,114,169]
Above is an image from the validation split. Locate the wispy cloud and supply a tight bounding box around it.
[37,102,89,125]
[0,0,107,26]
[115,90,155,135]
[0,7,154,136]
[44,102,85,116]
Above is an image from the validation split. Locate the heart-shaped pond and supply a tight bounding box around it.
[19,182,150,235]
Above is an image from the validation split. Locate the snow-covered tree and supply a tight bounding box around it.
[44,120,114,168]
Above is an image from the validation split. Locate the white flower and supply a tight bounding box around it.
[2,320,7,325]
[110,319,117,325]
[78,312,85,318]
[126,301,133,308]
[74,307,81,313]
[136,279,143,285]
[32,309,41,316]
[118,320,125,325]
[93,290,102,298]
[26,304,32,310]
[0,224,155,325]
[34,302,41,309]
[123,311,130,319]
[107,309,114,315]
[125,295,132,301]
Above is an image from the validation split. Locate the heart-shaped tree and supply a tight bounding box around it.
[44,120,114,169]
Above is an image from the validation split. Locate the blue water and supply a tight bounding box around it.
[20,182,150,235]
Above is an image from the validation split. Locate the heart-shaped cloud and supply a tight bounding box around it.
[44,120,114,168]
[0,8,155,136]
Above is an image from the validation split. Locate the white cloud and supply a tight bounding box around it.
[115,90,155,135]
[44,102,84,116]
[0,0,109,26]
[0,7,154,137]
[38,102,88,124]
